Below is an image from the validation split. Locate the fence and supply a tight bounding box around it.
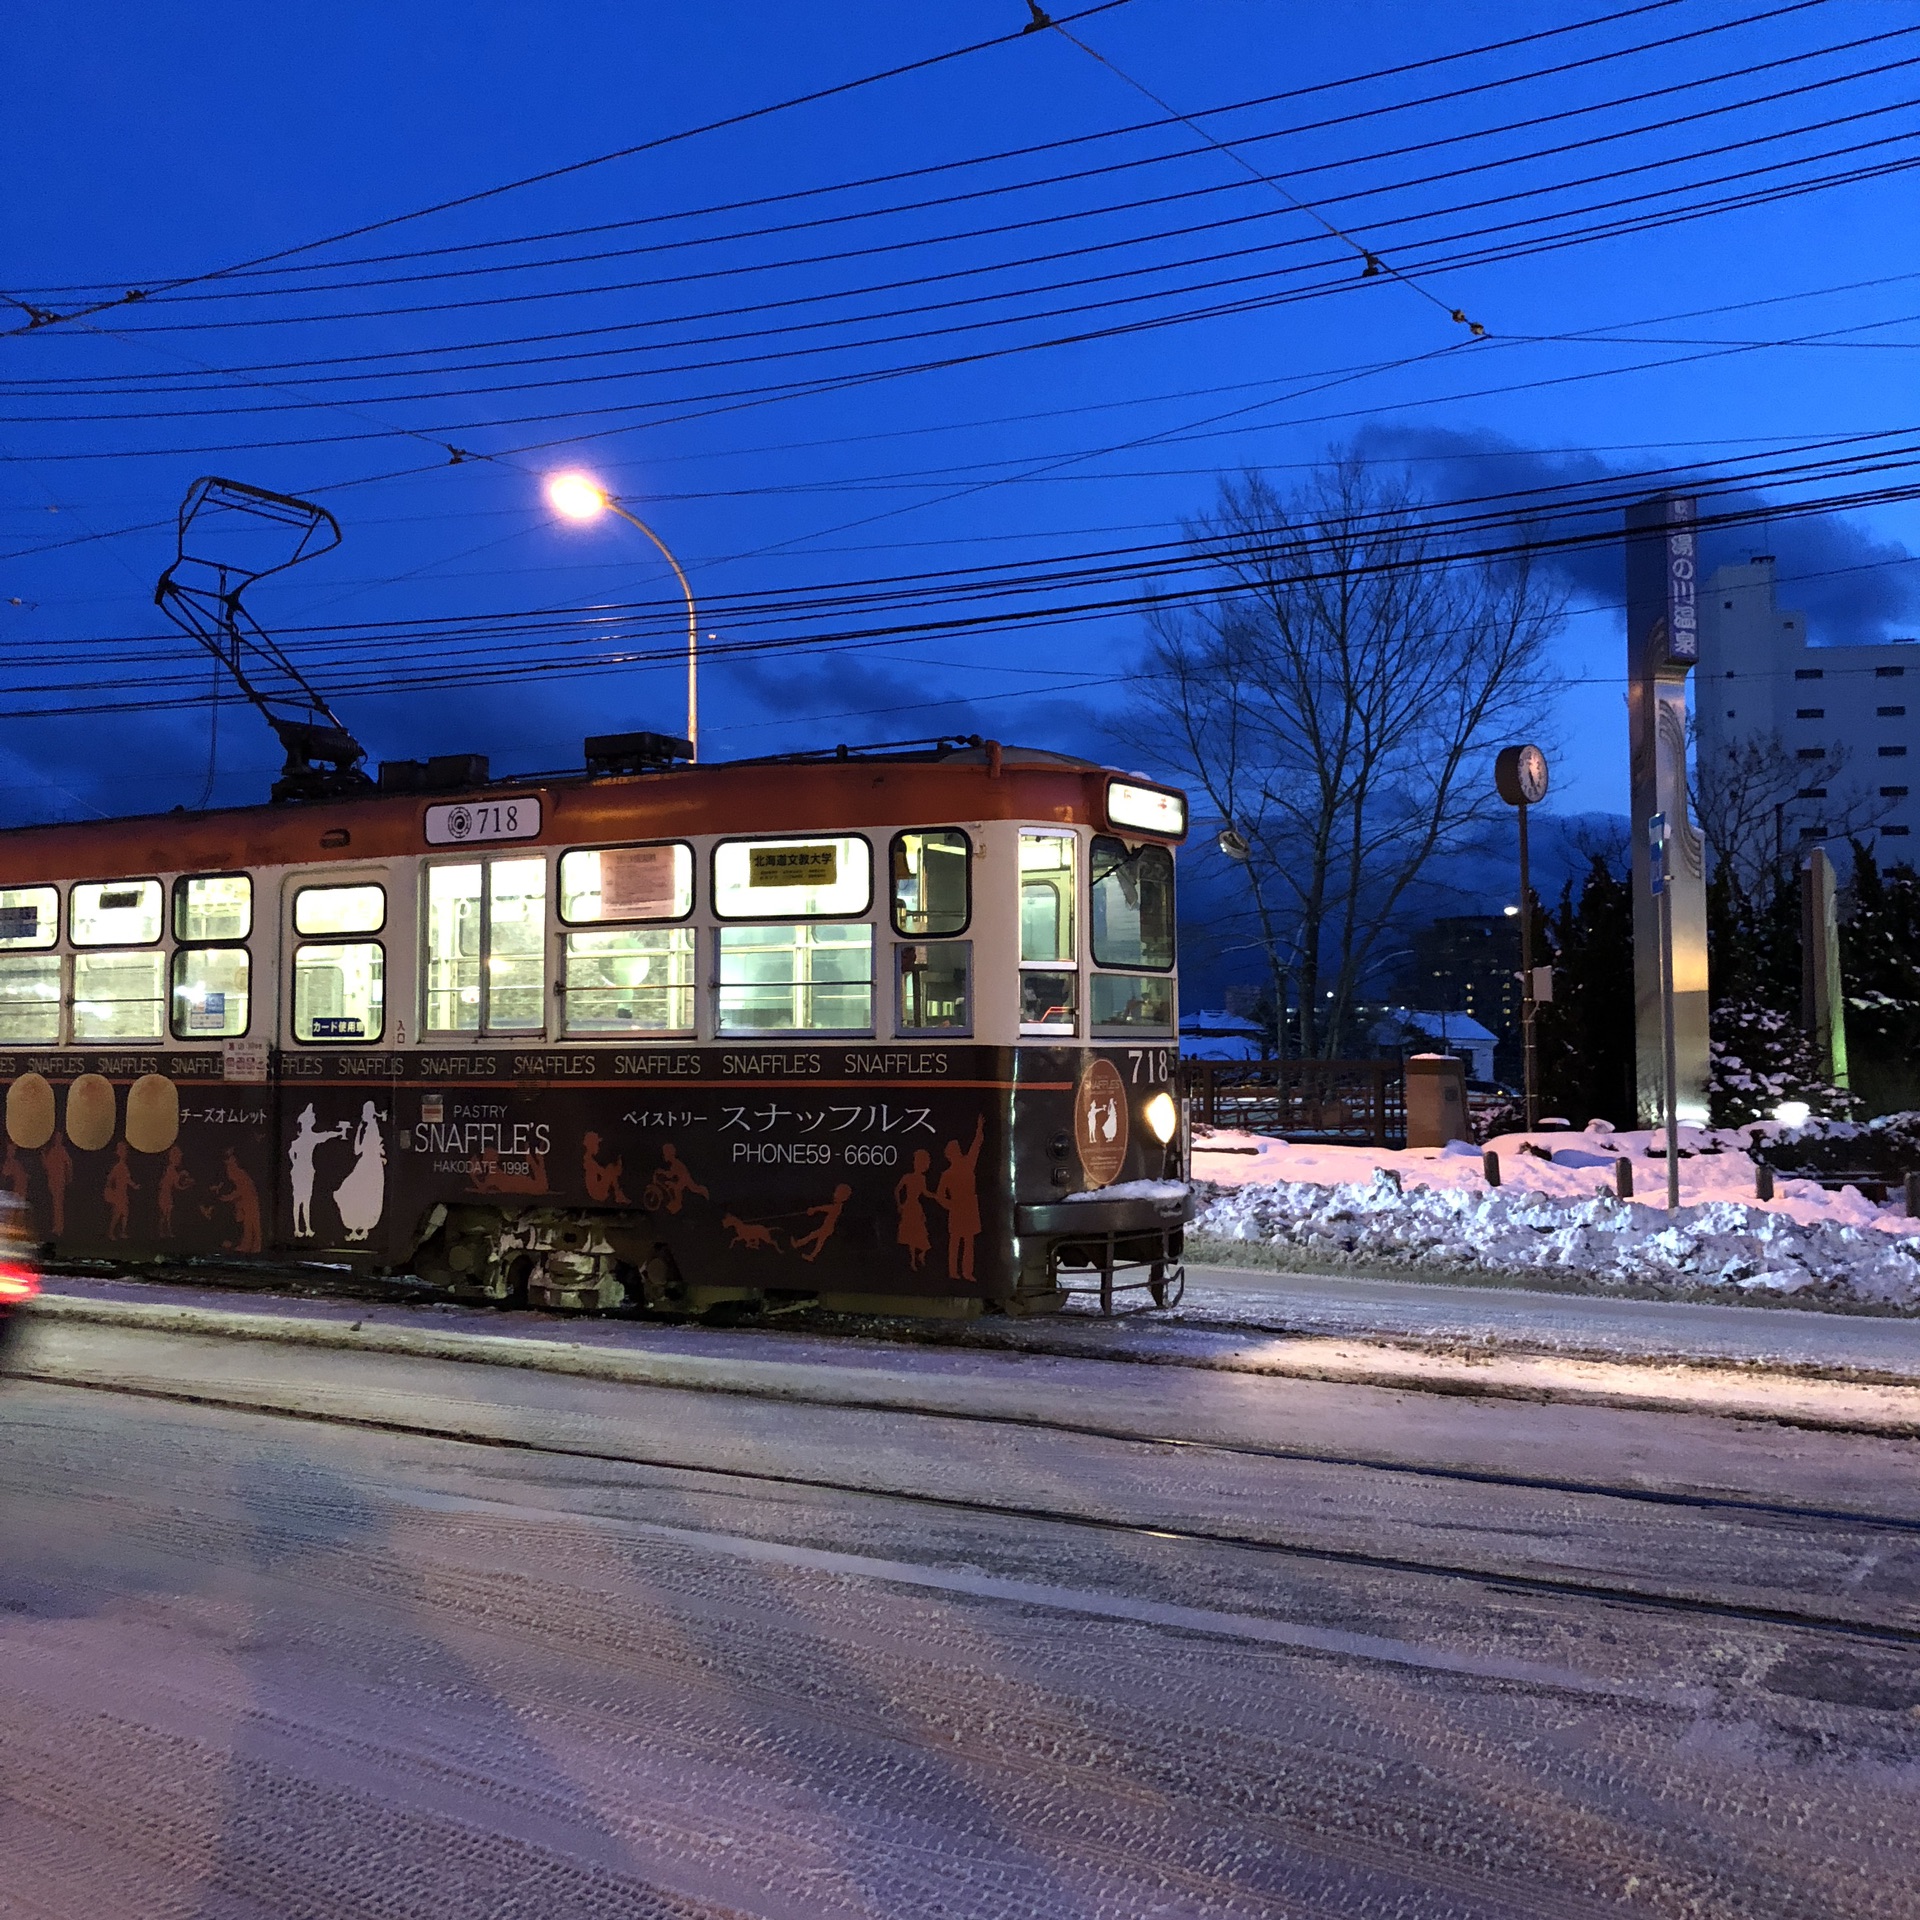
[1181,1057,1407,1148]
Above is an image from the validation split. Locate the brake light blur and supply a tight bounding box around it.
[0,1262,40,1302]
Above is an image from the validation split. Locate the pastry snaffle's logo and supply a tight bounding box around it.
[1073,1057,1128,1189]
[442,805,473,840]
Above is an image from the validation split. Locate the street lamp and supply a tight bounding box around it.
[545,471,700,762]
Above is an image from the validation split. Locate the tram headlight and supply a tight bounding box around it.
[1143,1091,1179,1144]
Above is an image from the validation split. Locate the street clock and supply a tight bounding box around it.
[1495,743,1549,807]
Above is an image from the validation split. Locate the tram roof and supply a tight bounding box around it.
[0,737,1186,882]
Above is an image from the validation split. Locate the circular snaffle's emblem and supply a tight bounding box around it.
[443,805,473,840]
[1073,1056,1129,1189]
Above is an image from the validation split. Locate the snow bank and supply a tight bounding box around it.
[1187,1123,1920,1309]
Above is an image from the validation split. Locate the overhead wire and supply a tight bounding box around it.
[11,11,1897,370]
[1,0,1719,305]
[0,0,1139,338]
[13,432,1920,684]
[15,43,1917,417]
[10,133,1917,473]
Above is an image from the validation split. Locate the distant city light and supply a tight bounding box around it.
[1502,904,1520,917]
[546,471,608,522]
[1773,1099,1812,1128]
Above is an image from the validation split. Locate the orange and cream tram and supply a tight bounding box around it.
[0,736,1189,1316]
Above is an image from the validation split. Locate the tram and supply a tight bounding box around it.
[0,735,1190,1316]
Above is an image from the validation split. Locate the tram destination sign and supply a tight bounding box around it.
[424,795,543,846]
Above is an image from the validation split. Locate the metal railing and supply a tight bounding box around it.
[1181,1057,1406,1148]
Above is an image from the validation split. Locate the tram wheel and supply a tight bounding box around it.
[498,1252,532,1311]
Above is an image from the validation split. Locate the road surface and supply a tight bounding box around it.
[3,1314,1917,1917]
[1179,1260,1920,1371]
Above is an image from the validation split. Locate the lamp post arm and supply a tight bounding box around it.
[606,500,699,762]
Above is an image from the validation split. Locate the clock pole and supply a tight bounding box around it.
[1519,795,1536,1130]
[1495,745,1551,1131]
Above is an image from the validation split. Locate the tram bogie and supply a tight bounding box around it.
[0,740,1189,1315]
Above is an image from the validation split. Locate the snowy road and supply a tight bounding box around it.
[3,1322,1919,1917]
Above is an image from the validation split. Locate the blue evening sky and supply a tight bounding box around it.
[3,0,1916,856]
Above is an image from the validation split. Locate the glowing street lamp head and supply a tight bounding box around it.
[547,471,608,522]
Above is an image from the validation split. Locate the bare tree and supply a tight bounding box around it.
[1127,458,1564,1057]
[1691,726,1886,917]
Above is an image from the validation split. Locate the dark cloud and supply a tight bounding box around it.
[722,649,1124,760]
[1352,423,1920,646]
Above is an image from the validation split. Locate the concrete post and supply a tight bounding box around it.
[1800,846,1850,1089]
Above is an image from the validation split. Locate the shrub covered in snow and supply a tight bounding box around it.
[1753,1110,1920,1182]
[1192,1168,1920,1309]
[1708,999,1853,1128]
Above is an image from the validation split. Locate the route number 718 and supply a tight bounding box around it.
[1125,1049,1172,1084]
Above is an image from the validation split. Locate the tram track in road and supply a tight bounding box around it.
[34,1275,1920,1541]
[19,1363,1920,1657]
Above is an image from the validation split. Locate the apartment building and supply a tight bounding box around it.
[1695,555,1920,857]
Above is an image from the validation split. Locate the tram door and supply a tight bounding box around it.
[277,867,400,1257]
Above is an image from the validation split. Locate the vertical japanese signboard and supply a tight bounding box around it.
[1625,496,1709,1126]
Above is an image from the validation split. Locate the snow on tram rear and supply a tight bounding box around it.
[0,739,1190,1316]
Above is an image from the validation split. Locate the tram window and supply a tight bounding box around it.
[171,947,250,1039]
[70,879,161,948]
[716,924,873,1033]
[891,831,970,937]
[174,873,252,943]
[424,857,547,1034]
[898,941,970,1032]
[72,950,165,1040]
[0,885,57,951]
[1090,836,1175,970]
[563,928,696,1033]
[559,843,692,923]
[1018,833,1075,962]
[1019,832,1077,1035]
[1020,971,1078,1035]
[713,836,870,918]
[293,942,384,1042]
[294,883,385,937]
[487,858,547,1031]
[425,864,482,1032]
[0,955,61,1042]
[1090,972,1175,1036]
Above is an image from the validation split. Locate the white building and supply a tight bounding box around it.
[1178,1008,1263,1062]
[1696,555,1920,857]
[1371,1008,1498,1085]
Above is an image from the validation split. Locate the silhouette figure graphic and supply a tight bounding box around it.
[894,1149,935,1271]
[41,1130,72,1239]
[644,1141,708,1214]
[791,1184,852,1264]
[933,1116,985,1283]
[218,1149,262,1253]
[103,1140,138,1240]
[2,1144,31,1211]
[156,1145,193,1238]
[288,1103,348,1238]
[582,1131,627,1204]
[333,1102,386,1242]
[722,1214,779,1251]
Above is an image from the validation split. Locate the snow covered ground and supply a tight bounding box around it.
[1188,1122,1920,1310]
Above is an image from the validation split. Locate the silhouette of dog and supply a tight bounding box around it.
[722,1213,779,1251]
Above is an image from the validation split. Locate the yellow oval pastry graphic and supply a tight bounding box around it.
[66,1073,117,1153]
[6,1072,55,1151]
[125,1073,180,1155]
